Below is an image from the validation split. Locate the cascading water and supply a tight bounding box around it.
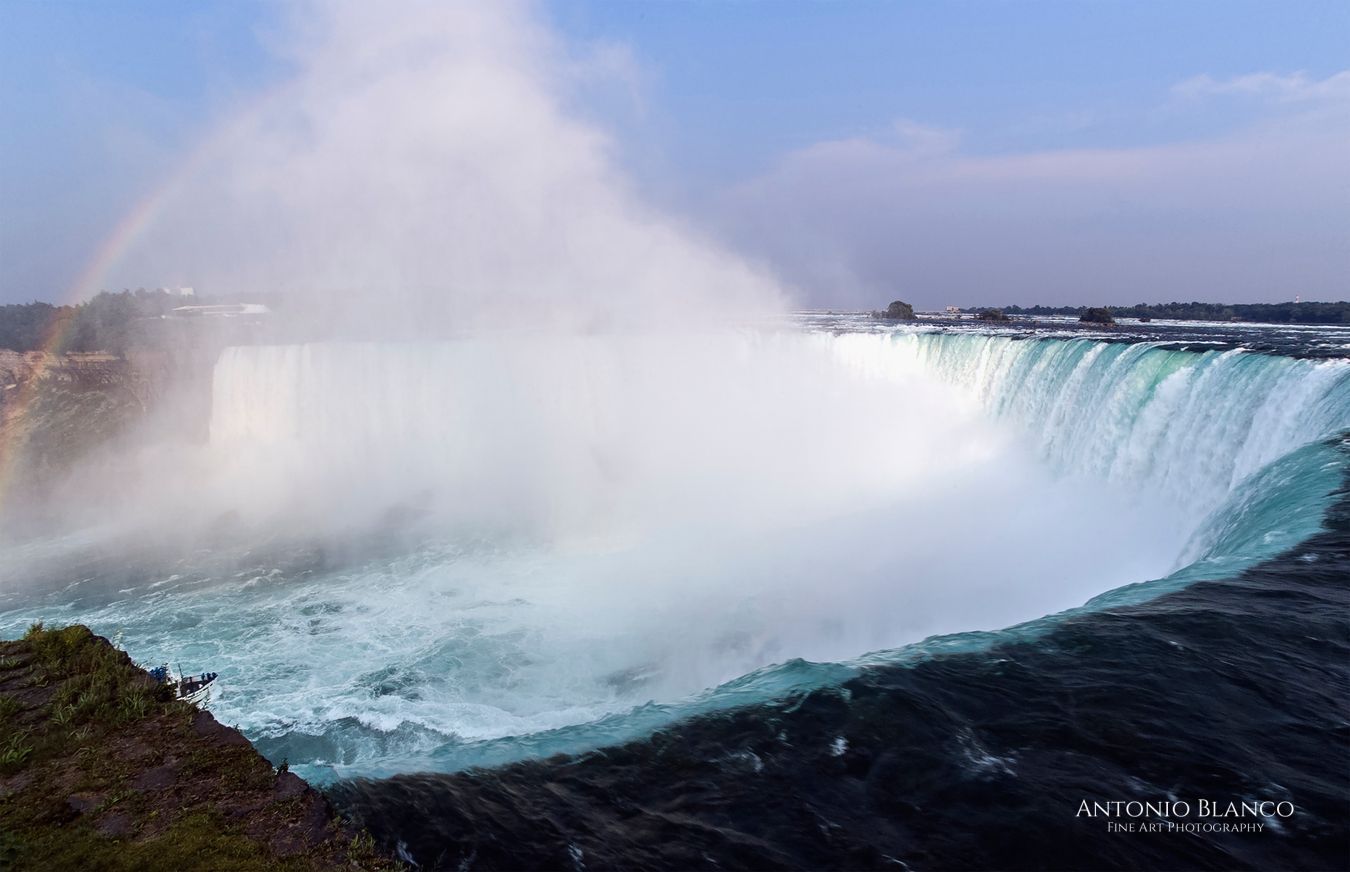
[826,331,1350,523]
[2,324,1346,786]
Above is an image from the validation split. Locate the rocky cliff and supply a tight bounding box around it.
[0,624,396,871]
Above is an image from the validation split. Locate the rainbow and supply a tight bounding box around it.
[0,79,298,516]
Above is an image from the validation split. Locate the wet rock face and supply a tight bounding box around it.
[274,771,309,801]
[95,811,134,839]
[130,764,177,791]
[65,793,100,814]
[192,709,253,747]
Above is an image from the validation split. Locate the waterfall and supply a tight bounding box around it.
[823,331,1350,521]
[211,332,1350,529]
[6,327,1346,783]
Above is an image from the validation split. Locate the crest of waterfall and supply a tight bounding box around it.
[823,332,1350,523]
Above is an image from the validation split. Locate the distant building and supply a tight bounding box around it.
[945,306,961,316]
[157,287,196,297]
[168,303,269,318]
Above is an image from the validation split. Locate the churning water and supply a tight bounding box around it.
[2,320,1346,803]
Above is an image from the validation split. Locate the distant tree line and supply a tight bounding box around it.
[964,301,1350,325]
[0,290,185,355]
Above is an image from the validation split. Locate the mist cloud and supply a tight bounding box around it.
[112,0,784,331]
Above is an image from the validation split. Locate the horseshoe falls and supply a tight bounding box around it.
[1,323,1347,794]
[826,331,1350,587]
[839,333,1348,516]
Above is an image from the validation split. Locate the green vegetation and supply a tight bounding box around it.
[0,623,397,871]
[1079,307,1115,325]
[873,300,916,321]
[970,300,1350,324]
[976,308,1010,322]
[0,290,187,355]
[0,302,69,354]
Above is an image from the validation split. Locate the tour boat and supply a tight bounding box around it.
[147,665,219,706]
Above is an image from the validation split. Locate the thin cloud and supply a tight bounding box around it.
[718,75,1350,310]
[1172,70,1350,104]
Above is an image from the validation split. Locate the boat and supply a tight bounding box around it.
[147,664,219,706]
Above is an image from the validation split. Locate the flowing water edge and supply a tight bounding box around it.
[328,477,1350,870]
[2,318,1347,869]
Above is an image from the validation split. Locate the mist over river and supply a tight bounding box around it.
[2,319,1347,807]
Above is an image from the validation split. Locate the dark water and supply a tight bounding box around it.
[328,442,1350,871]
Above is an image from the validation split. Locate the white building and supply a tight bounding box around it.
[169,303,269,318]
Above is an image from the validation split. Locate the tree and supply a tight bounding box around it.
[881,300,916,320]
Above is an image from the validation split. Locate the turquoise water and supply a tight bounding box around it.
[2,328,1346,784]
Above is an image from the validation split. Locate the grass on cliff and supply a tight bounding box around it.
[0,623,395,871]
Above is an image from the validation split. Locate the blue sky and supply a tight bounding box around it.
[552,1,1346,166]
[1,0,1346,308]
